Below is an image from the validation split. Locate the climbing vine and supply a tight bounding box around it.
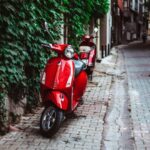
[0,0,109,133]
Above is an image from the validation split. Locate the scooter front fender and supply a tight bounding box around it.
[46,91,68,110]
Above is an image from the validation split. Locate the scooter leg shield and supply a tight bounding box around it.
[46,91,68,110]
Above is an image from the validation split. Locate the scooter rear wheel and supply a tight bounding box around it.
[40,106,64,137]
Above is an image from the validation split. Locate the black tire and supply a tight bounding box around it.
[40,106,64,137]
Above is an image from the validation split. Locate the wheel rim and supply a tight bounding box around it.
[42,108,57,131]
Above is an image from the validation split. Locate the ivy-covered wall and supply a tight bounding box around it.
[0,0,109,134]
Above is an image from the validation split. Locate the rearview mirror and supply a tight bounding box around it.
[44,21,49,32]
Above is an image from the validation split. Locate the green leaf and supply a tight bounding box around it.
[0,66,6,73]
[0,0,109,121]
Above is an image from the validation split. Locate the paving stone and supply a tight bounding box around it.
[1,41,150,150]
[124,42,150,150]
[101,46,135,150]
[0,61,113,150]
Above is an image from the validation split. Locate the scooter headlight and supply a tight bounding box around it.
[64,46,74,59]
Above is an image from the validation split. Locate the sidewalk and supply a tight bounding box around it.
[101,45,135,149]
[1,42,150,150]
[0,49,118,150]
[99,40,150,150]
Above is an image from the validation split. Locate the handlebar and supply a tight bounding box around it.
[41,43,64,52]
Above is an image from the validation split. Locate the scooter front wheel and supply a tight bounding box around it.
[40,106,64,137]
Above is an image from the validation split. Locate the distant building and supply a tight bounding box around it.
[148,12,150,35]
[111,0,146,44]
[111,0,123,45]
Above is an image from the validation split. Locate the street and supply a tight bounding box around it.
[101,44,134,149]
[0,40,150,150]
[101,40,150,150]
[123,41,150,149]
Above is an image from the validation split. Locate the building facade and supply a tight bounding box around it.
[112,0,146,44]
[148,12,150,35]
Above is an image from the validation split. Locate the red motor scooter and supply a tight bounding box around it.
[40,43,88,137]
[79,28,98,80]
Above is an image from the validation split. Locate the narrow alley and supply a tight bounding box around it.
[1,1,150,150]
[0,41,150,150]
[124,41,150,149]
[101,45,134,149]
[101,40,150,150]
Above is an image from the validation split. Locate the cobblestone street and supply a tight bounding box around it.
[1,41,150,150]
[124,41,150,150]
[0,57,115,149]
[101,46,135,149]
[101,41,150,150]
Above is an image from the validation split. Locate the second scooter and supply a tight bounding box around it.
[79,28,98,80]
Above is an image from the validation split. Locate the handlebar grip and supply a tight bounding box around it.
[41,43,51,48]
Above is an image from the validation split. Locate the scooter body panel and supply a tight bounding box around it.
[46,91,68,110]
[42,57,74,90]
[73,71,88,101]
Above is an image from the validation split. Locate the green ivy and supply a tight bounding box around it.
[0,0,109,132]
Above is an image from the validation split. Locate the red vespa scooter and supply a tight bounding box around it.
[40,43,88,137]
[79,28,98,80]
